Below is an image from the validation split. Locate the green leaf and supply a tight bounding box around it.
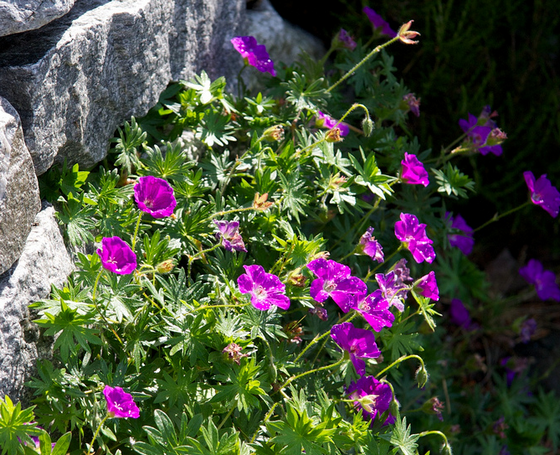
[0,396,40,455]
[388,416,419,455]
[50,432,72,455]
[433,163,476,199]
[411,290,442,331]
[110,116,147,174]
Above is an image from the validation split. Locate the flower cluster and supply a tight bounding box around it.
[519,259,560,301]
[231,36,276,76]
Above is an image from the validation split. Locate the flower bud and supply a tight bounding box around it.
[398,20,420,44]
[263,125,284,142]
[415,364,429,388]
[156,259,175,274]
[389,396,400,417]
[362,117,374,136]
[287,269,306,287]
[441,441,453,455]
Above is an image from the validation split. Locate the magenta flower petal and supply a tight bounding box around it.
[403,93,420,117]
[363,7,397,38]
[307,258,367,312]
[414,271,439,301]
[449,299,472,329]
[103,386,140,418]
[524,171,560,218]
[347,375,393,423]
[134,176,176,218]
[231,36,276,76]
[355,290,395,332]
[331,322,381,376]
[394,213,435,264]
[96,236,137,275]
[237,265,290,310]
[520,259,560,301]
[214,220,247,252]
[359,227,384,263]
[401,153,429,187]
[337,29,357,50]
[446,213,474,255]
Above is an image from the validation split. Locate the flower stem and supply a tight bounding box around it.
[91,269,124,346]
[417,430,452,451]
[375,354,425,379]
[217,406,236,430]
[250,402,280,443]
[473,201,531,232]
[131,211,143,251]
[277,356,346,393]
[327,36,399,93]
[87,413,110,454]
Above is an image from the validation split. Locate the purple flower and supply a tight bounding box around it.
[237,265,290,311]
[358,227,384,263]
[331,322,381,376]
[134,176,177,218]
[213,220,247,252]
[375,271,410,312]
[103,386,140,418]
[458,107,505,156]
[316,111,350,137]
[307,258,367,312]
[394,213,436,264]
[446,213,474,255]
[363,7,397,38]
[347,375,394,423]
[523,171,560,218]
[519,259,560,301]
[403,93,420,117]
[355,289,395,332]
[519,318,537,343]
[231,36,276,76]
[449,298,472,329]
[337,29,357,50]
[400,153,429,187]
[97,237,137,275]
[414,271,439,301]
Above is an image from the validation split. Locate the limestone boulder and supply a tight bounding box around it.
[0,96,41,275]
[0,0,76,37]
[0,0,245,175]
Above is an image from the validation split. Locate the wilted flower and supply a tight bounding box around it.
[347,375,394,423]
[414,271,439,301]
[400,153,429,187]
[97,236,137,275]
[223,343,249,364]
[134,176,177,218]
[331,322,381,376]
[363,7,397,38]
[394,213,436,264]
[335,29,357,50]
[231,36,276,76]
[325,127,343,143]
[375,271,410,312]
[397,20,420,44]
[213,220,247,252]
[519,259,560,301]
[358,227,384,263]
[422,397,445,421]
[458,106,504,156]
[253,192,274,210]
[237,265,290,311]
[523,171,560,218]
[103,386,140,418]
[262,125,284,142]
[355,290,395,332]
[316,111,349,137]
[447,213,474,255]
[307,258,367,313]
[309,305,328,321]
[403,93,420,117]
[492,416,509,439]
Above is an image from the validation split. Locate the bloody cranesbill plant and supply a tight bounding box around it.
[231,36,276,76]
[400,152,429,187]
[331,322,381,376]
[213,220,247,252]
[358,227,384,263]
[103,386,140,419]
[394,212,436,264]
[523,171,560,218]
[96,236,137,275]
[237,264,290,310]
[134,175,176,218]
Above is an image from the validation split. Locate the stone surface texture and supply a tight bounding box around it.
[0,0,76,37]
[0,97,41,275]
[0,0,245,175]
[0,202,74,401]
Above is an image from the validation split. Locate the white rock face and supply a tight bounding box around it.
[0,203,74,400]
[0,0,76,37]
[0,0,245,175]
[0,97,41,275]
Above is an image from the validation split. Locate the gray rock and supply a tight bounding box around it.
[0,97,41,275]
[0,0,245,175]
[0,0,76,37]
[0,202,74,401]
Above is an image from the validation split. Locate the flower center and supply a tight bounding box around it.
[324,281,336,293]
[144,198,154,208]
[254,285,267,299]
